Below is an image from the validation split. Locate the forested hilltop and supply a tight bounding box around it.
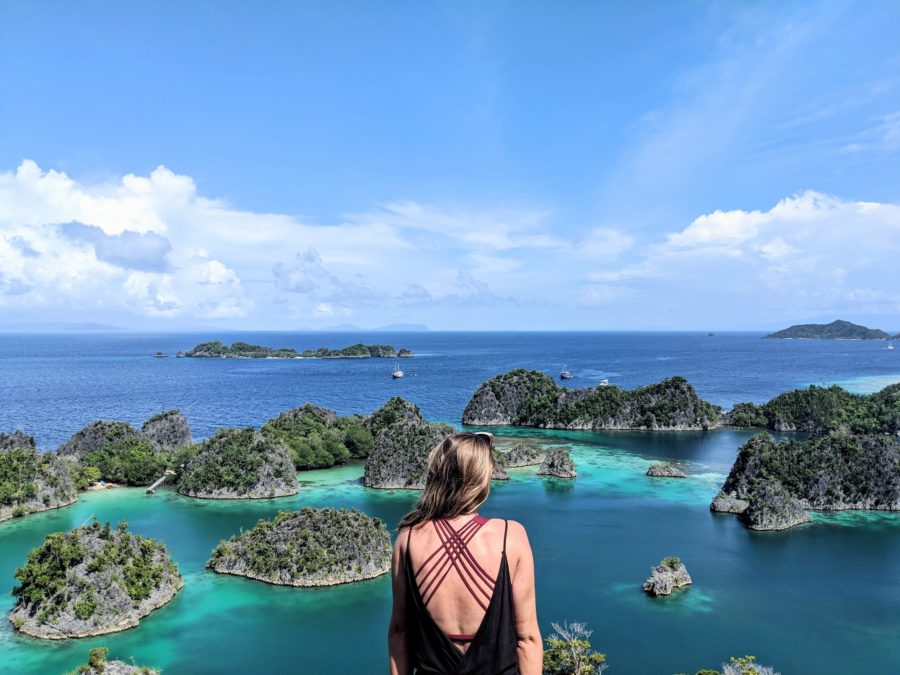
[180,341,413,358]
[724,382,900,433]
[462,369,721,430]
[765,319,890,339]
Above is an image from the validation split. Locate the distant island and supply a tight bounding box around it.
[765,319,890,340]
[462,370,721,431]
[178,341,413,359]
[208,507,392,586]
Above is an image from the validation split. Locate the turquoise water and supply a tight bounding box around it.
[3,332,900,673]
[3,430,900,674]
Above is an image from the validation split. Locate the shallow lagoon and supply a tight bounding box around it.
[3,429,900,674]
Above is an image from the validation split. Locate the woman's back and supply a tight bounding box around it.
[404,515,508,646]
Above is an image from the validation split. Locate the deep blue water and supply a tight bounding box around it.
[1,332,900,674]
[1,331,898,448]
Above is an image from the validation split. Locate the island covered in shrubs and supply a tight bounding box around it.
[1,432,77,522]
[208,507,392,586]
[462,369,721,430]
[765,319,890,340]
[179,341,413,359]
[10,520,182,639]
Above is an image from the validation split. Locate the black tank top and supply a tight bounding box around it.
[404,518,520,675]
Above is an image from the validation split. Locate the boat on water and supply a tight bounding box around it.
[560,365,572,380]
[154,352,167,358]
[599,378,610,386]
[392,363,404,379]
[888,339,895,351]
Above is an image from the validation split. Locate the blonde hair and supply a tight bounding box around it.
[399,432,495,529]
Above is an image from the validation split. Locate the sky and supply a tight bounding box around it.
[1,0,899,331]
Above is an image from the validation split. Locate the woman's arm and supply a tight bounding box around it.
[388,530,409,675]
[508,520,542,675]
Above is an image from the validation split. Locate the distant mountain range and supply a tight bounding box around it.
[766,319,891,340]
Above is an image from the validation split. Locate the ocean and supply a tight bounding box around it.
[1,331,899,673]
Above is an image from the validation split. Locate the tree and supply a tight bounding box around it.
[542,621,607,674]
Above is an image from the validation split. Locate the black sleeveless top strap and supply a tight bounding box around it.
[404,518,519,674]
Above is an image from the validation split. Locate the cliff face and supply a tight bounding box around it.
[714,433,900,530]
[0,431,36,451]
[177,428,299,499]
[643,559,692,596]
[140,411,192,451]
[363,398,454,489]
[208,507,392,586]
[57,421,141,459]
[10,521,182,639]
[1,443,77,522]
[462,370,721,431]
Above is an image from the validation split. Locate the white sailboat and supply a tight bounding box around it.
[560,364,572,380]
[888,339,895,351]
[392,362,404,378]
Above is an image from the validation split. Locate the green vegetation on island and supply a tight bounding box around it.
[262,404,374,470]
[724,382,900,433]
[713,433,900,530]
[208,507,392,586]
[10,520,182,639]
[180,341,413,358]
[177,428,299,499]
[1,437,77,522]
[463,369,721,430]
[765,319,890,340]
[65,647,159,675]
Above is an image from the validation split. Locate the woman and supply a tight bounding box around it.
[388,431,542,675]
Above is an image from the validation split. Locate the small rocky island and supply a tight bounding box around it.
[363,398,454,489]
[712,433,900,530]
[643,556,692,596]
[67,647,159,675]
[765,319,890,340]
[208,507,392,586]
[646,463,686,478]
[499,442,546,467]
[177,428,299,499]
[10,521,182,639]
[723,382,900,434]
[462,370,721,430]
[1,433,77,522]
[537,448,577,478]
[180,341,413,359]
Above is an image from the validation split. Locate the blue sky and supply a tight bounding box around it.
[1,1,899,330]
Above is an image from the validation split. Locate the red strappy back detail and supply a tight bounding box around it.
[410,515,494,641]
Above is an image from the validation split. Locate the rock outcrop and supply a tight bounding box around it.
[10,521,182,639]
[643,557,692,596]
[363,398,454,489]
[140,410,192,451]
[500,443,546,468]
[462,370,721,431]
[0,431,35,451]
[713,433,900,530]
[1,443,77,522]
[537,448,576,478]
[710,491,750,514]
[67,648,159,675]
[743,482,811,531]
[177,428,299,499]
[491,460,510,481]
[208,507,392,586]
[57,421,141,459]
[646,463,686,478]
